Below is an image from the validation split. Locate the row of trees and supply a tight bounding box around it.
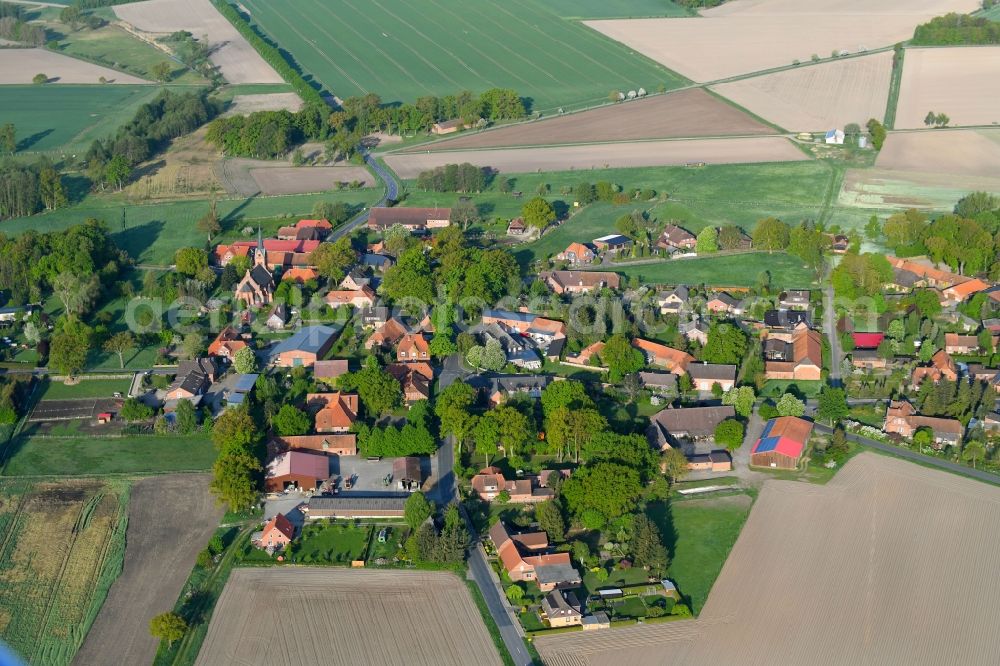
[205,106,329,159]
[336,88,527,136]
[912,13,1000,45]
[0,3,46,45]
[0,158,67,219]
[414,163,488,193]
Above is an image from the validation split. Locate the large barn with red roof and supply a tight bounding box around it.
[751,416,813,470]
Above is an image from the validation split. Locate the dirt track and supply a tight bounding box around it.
[895,47,1000,129]
[195,568,502,666]
[0,48,147,84]
[385,137,805,178]
[73,475,223,666]
[410,89,772,152]
[538,452,1000,665]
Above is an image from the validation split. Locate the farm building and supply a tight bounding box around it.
[852,332,884,350]
[541,270,621,295]
[687,363,736,392]
[764,324,822,381]
[393,456,423,492]
[303,496,407,519]
[268,325,337,368]
[271,434,357,457]
[431,118,468,135]
[368,207,451,232]
[265,451,330,492]
[751,416,813,470]
[314,359,349,381]
[824,129,845,145]
[686,451,732,472]
[592,234,632,254]
[647,405,736,450]
[633,339,693,373]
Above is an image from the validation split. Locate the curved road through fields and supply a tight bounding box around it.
[328,152,399,242]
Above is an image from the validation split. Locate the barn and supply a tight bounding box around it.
[750,416,813,470]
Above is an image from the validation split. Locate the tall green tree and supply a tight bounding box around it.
[600,334,645,382]
[149,612,188,648]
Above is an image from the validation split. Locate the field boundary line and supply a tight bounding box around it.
[883,47,905,128]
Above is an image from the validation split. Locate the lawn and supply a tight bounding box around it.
[614,253,817,288]
[542,0,692,18]
[0,433,217,476]
[2,190,381,265]
[0,478,128,666]
[39,378,132,400]
[288,520,373,564]
[234,0,685,113]
[649,494,753,615]
[760,379,824,398]
[0,84,172,155]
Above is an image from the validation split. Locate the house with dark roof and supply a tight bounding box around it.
[639,372,678,395]
[657,285,690,314]
[541,270,621,295]
[165,358,217,401]
[779,290,810,310]
[687,363,736,392]
[304,496,406,519]
[705,292,742,315]
[751,416,813,470]
[253,513,296,551]
[542,590,583,628]
[592,234,632,254]
[490,521,580,592]
[269,325,337,368]
[368,207,451,232]
[466,374,553,406]
[647,405,736,451]
[764,309,811,329]
[656,224,696,252]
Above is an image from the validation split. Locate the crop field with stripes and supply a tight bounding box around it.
[237,0,685,113]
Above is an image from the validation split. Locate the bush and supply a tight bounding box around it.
[196,548,213,569]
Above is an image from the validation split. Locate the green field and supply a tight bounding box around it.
[614,252,817,288]
[40,378,132,400]
[543,0,692,17]
[652,494,752,614]
[0,85,175,155]
[1,433,217,476]
[288,521,372,564]
[1,190,381,264]
[235,0,685,113]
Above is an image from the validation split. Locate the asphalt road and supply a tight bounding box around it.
[328,153,400,242]
[467,544,534,666]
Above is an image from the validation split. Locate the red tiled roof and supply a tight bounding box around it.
[852,332,884,349]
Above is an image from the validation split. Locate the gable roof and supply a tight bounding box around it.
[852,332,884,349]
[542,270,621,291]
[266,451,329,479]
[314,359,349,379]
[650,405,735,438]
[261,513,295,542]
[686,363,736,382]
[271,325,336,356]
[560,242,593,258]
[752,416,812,458]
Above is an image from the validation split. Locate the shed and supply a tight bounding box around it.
[392,456,422,492]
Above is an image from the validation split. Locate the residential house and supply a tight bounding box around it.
[647,405,736,450]
[271,434,357,457]
[481,309,566,346]
[223,373,258,409]
[265,303,288,330]
[466,374,553,406]
[851,349,887,370]
[277,225,323,241]
[281,267,319,284]
[680,318,709,346]
[966,364,1000,391]
[306,392,359,433]
[541,270,621,295]
[165,358,217,401]
[556,242,596,265]
[764,324,822,381]
[324,284,377,309]
[472,468,554,504]
[368,207,451,233]
[207,326,247,359]
[883,400,963,447]
[592,234,632,254]
[359,306,390,329]
[362,253,394,272]
[779,290,810,310]
[479,324,541,369]
[705,292,742,315]
[313,359,349,382]
[657,286,690,314]
[264,451,330,492]
[852,332,884,350]
[541,590,583,628]
[751,416,813,470]
[943,278,992,304]
[639,372,678,395]
[253,513,295,551]
[887,267,920,292]
[213,241,254,266]
[825,233,849,253]
[569,341,605,368]
[507,217,527,236]
[387,362,433,404]
[687,363,736,392]
[365,317,409,350]
[911,350,959,388]
[764,310,811,329]
[269,325,337,368]
[304,496,406,519]
[339,270,371,291]
[945,333,982,355]
[234,242,274,307]
[489,521,580,592]
[656,224,696,252]
[632,339,693,374]
[397,333,430,362]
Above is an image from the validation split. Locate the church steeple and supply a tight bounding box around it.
[254,226,267,267]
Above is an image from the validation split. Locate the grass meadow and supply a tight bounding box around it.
[236,0,685,113]
[542,0,692,18]
[0,479,128,665]
[39,378,133,401]
[614,253,817,288]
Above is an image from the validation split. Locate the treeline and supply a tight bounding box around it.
[210,0,325,106]
[415,163,487,193]
[354,400,436,457]
[85,90,219,189]
[205,106,329,158]
[0,159,66,220]
[0,3,46,45]
[675,0,727,7]
[912,13,1000,45]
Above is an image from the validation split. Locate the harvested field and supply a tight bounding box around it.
[384,137,806,178]
[250,166,375,195]
[875,129,1000,178]
[537,452,1000,665]
[895,47,1000,129]
[840,167,1000,211]
[711,51,893,132]
[125,125,224,200]
[223,92,304,116]
[410,89,773,151]
[74,475,222,666]
[585,0,979,82]
[114,0,283,84]
[0,479,128,666]
[0,48,147,84]
[195,568,502,666]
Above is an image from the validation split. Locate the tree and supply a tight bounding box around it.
[600,334,645,382]
[341,358,402,416]
[104,155,131,190]
[0,123,14,154]
[722,386,755,418]
[521,196,556,230]
[210,449,261,511]
[450,200,479,229]
[695,226,718,253]
[913,426,933,448]
[867,118,887,150]
[536,500,566,541]
[962,440,986,469]
[382,247,434,302]
[103,331,135,369]
[52,272,99,317]
[311,237,356,282]
[404,491,433,529]
[120,397,153,422]
[494,405,532,459]
[175,247,208,277]
[775,392,805,417]
[212,407,260,456]
[816,386,849,425]
[232,346,257,374]
[701,322,748,365]
[631,514,669,577]
[714,419,745,452]
[175,398,197,434]
[661,448,689,484]
[181,332,205,359]
[752,217,790,252]
[273,404,310,436]
[33,73,47,85]
[49,325,90,377]
[505,584,524,604]
[473,413,499,466]
[149,612,187,648]
[197,199,221,240]
[436,380,475,445]
[151,61,173,82]
[561,462,642,520]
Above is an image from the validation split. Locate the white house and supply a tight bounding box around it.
[825,129,845,145]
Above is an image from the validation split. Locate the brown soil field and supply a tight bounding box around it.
[711,51,892,131]
[586,0,978,82]
[125,125,223,199]
[73,474,222,666]
[114,0,283,84]
[538,452,1000,665]
[875,129,1000,178]
[250,166,375,195]
[384,137,806,178]
[223,92,304,116]
[409,89,773,152]
[895,47,1000,129]
[0,48,147,84]
[195,568,502,666]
